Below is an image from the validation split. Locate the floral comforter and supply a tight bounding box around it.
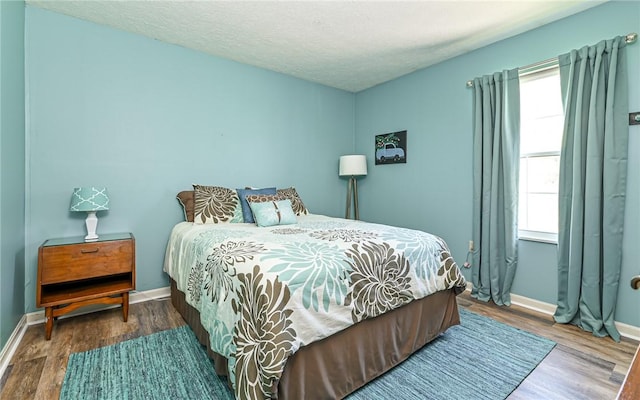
[163,214,466,400]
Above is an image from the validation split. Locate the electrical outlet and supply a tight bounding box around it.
[468,240,474,252]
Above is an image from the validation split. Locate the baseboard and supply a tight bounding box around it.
[465,284,640,342]
[0,285,172,381]
[129,286,171,304]
[510,293,557,316]
[0,315,28,382]
[615,322,640,342]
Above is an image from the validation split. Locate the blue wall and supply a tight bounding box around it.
[355,1,640,326]
[7,1,639,335]
[23,7,355,312]
[0,0,26,350]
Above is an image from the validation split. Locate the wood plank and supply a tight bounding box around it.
[0,356,45,399]
[617,343,640,399]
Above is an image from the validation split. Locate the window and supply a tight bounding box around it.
[518,63,564,243]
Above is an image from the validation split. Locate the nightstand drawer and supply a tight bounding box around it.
[40,239,133,284]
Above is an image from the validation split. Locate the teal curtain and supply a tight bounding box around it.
[471,69,520,306]
[554,37,629,342]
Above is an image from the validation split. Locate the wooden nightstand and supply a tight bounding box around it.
[36,232,135,340]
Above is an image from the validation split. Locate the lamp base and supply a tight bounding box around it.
[345,176,360,220]
[85,211,100,242]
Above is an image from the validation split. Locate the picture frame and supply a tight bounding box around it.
[375,130,407,165]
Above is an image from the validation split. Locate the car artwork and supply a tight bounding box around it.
[376,143,405,162]
[375,130,407,165]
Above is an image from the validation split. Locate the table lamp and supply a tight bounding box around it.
[69,187,110,242]
[339,155,367,220]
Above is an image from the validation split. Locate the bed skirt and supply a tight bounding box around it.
[170,280,460,399]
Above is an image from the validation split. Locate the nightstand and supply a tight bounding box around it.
[36,232,136,340]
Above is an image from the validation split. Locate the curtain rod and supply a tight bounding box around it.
[465,32,638,88]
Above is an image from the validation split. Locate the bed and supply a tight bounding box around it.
[164,187,466,400]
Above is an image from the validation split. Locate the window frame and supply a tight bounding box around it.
[518,61,562,244]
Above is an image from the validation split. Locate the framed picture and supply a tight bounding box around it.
[375,130,407,165]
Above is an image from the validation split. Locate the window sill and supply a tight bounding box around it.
[518,230,557,245]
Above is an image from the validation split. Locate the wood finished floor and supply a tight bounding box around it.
[1,292,637,400]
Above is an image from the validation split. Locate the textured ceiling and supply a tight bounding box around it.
[27,1,605,92]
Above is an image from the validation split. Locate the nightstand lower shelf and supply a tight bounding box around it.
[40,274,133,305]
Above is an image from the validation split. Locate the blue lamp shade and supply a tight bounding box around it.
[69,187,110,242]
[69,187,110,212]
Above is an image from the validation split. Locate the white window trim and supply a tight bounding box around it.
[518,229,558,244]
[520,150,560,158]
[519,59,559,80]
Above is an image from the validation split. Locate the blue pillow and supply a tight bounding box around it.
[248,199,297,227]
[236,187,277,223]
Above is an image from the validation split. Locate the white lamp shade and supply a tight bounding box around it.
[339,155,367,176]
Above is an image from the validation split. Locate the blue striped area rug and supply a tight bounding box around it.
[60,308,555,400]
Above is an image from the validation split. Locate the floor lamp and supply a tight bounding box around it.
[339,155,367,220]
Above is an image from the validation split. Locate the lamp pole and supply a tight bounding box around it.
[345,176,360,220]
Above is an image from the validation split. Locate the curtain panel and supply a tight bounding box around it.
[554,36,629,341]
[471,69,520,306]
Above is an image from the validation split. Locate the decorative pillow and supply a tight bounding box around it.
[193,185,243,224]
[276,187,309,216]
[176,191,195,222]
[244,194,285,204]
[236,187,277,223]
[248,199,297,227]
